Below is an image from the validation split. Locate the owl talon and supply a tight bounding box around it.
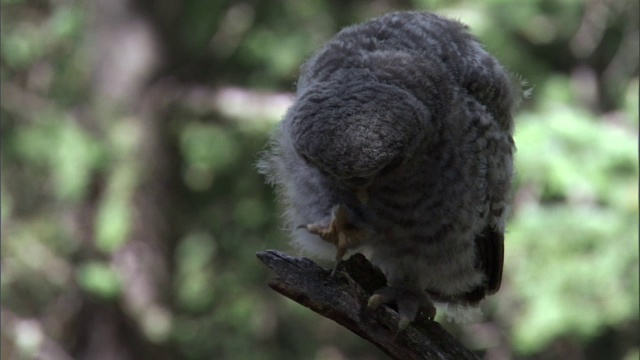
[367,286,435,330]
[304,204,370,271]
[367,293,385,309]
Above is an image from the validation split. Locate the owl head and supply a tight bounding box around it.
[287,79,430,187]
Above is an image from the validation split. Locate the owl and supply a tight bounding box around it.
[259,11,519,328]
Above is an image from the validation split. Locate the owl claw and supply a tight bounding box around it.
[367,286,436,331]
[304,204,369,273]
[367,293,386,309]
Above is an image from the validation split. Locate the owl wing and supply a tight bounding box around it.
[479,134,512,297]
[473,118,510,300]
[461,94,511,303]
[475,226,504,295]
[454,228,503,305]
[458,40,512,299]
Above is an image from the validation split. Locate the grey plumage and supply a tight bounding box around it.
[259,11,519,325]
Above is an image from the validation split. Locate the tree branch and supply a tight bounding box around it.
[256,250,480,360]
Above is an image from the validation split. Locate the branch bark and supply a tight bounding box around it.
[256,250,480,360]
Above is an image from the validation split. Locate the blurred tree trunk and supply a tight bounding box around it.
[72,0,184,358]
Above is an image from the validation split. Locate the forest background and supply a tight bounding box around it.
[1,0,638,359]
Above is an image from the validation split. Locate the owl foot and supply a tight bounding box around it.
[304,204,369,275]
[368,286,436,331]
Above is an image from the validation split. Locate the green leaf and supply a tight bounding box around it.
[77,261,121,299]
[180,124,239,172]
[95,188,133,253]
[49,7,84,39]
[54,119,104,201]
[174,232,217,311]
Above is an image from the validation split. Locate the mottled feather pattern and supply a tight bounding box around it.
[260,11,518,313]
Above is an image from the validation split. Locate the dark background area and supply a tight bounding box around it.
[1,0,638,359]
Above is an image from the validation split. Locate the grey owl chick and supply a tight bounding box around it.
[260,11,519,328]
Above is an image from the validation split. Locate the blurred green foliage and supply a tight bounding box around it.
[76,261,122,299]
[1,0,638,359]
[511,106,638,352]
